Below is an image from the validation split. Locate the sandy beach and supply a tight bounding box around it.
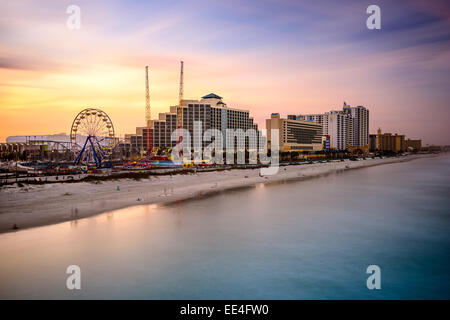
[0,154,438,233]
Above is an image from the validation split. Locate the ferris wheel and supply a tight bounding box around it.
[70,108,116,167]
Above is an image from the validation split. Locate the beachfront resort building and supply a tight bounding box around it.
[405,139,422,152]
[288,103,369,151]
[125,93,260,155]
[266,113,323,152]
[343,104,369,147]
[369,128,422,153]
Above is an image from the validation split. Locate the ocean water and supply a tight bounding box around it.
[0,155,449,299]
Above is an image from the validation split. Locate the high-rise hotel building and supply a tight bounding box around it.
[288,103,369,151]
[126,93,259,153]
[343,104,369,147]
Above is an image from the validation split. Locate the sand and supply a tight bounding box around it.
[0,154,437,233]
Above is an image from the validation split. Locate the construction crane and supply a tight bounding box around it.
[145,66,152,153]
[176,61,184,156]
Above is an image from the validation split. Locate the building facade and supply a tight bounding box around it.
[343,104,369,147]
[405,139,422,152]
[324,110,353,150]
[169,93,259,151]
[374,128,405,152]
[124,127,152,156]
[266,113,323,152]
[369,134,378,152]
[124,93,259,155]
[288,102,369,151]
[369,129,422,153]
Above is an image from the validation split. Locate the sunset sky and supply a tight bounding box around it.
[0,0,449,144]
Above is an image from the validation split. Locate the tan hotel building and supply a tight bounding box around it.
[266,113,323,152]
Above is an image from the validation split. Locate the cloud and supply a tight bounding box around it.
[0,0,449,144]
[0,56,66,72]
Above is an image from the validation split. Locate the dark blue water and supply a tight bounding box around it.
[0,155,449,299]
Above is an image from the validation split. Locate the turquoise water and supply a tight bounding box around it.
[0,155,449,299]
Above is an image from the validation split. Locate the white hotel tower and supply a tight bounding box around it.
[288,103,369,151]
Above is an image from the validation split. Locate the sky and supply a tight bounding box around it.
[0,0,449,145]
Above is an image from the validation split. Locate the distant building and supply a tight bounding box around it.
[422,145,443,152]
[5,133,82,151]
[289,111,350,150]
[369,134,378,151]
[6,133,71,144]
[343,104,369,147]
[369,129,422,153]
[405,139,422,152]
[266,113,323,152]
[0,142,40,157]
[151,112,177,150]
[288,102,369,151]
[122,128,150,156]
[372,128,406,152]
[324,110,354,150]
[4,134,78,157]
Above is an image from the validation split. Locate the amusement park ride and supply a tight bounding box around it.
[70,108,116,168]
[176,61,184,157]
[69,61,187,169]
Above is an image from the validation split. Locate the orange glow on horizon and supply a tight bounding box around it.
[1,1,449,145]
